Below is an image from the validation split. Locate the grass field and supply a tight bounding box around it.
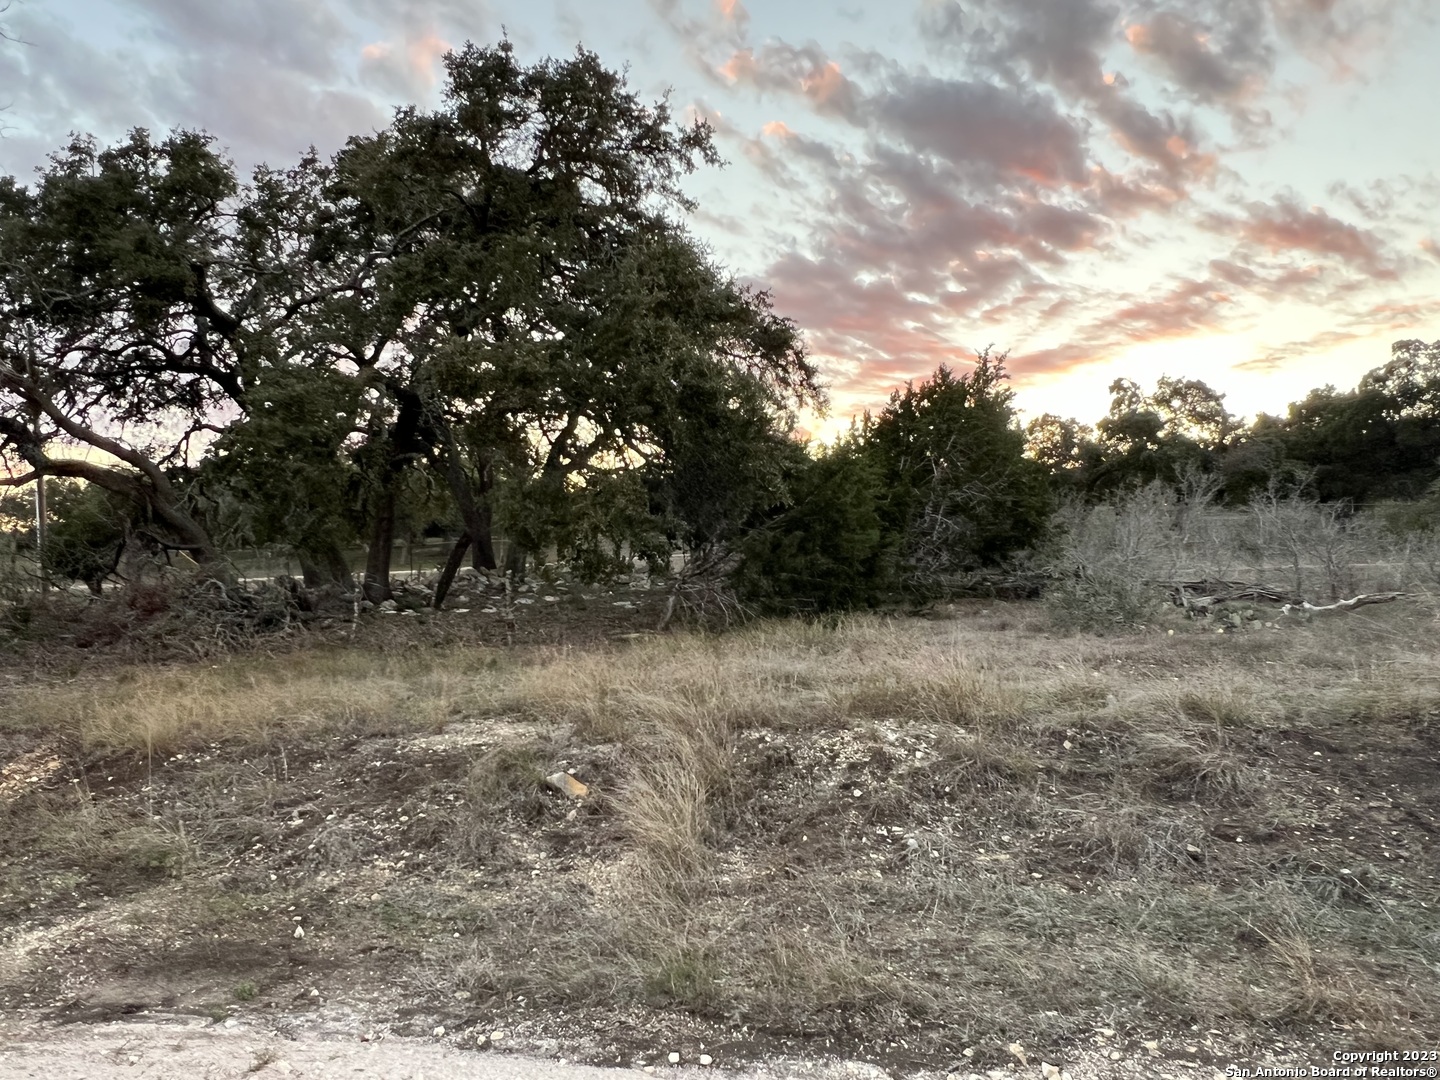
[1,601,1437,1073]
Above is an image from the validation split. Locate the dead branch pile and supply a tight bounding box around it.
[1161,578,1409,619]
[656,550,751,631]
[1164,579,1305,613]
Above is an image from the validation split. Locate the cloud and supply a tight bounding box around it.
[871,73,1090,186]
[717,42,861,119]
[1234,327,1365,372]
[0,0,493,175]
[1123,10,1270,107]
[1110,276,1236,340]
[1207,196,1394,274]
[360,28,454,97]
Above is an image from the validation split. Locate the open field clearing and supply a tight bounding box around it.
[1,603,1437,1077]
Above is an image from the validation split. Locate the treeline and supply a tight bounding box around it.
[2,41,1437,617]
[1026,340,1440,507]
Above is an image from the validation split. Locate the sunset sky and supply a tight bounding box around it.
[3,0,1439,434]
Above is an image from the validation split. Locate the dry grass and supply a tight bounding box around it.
[0,647,512,754]
[2,602,1438,1066]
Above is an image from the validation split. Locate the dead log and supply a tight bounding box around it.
[1279,592,1407,617]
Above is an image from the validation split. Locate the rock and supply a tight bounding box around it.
[668,1052,680,1064]
[378,599,398,612]
[488,1030,507,1042]
[546,772,589,798]
[1042,1064,1062,1080]
[292,925,305,939]
[433,1026,446,1037]
[515,597,534,605]
[1007,1043,1028,1066]
[699,1054,714,1066]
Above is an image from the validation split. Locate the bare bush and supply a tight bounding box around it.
[1044,483,1181,629]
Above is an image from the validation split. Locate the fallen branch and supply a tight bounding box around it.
[1163,579,1305,610]
[1279,592,1408,616]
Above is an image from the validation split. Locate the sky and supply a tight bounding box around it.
[3,0,1440,437]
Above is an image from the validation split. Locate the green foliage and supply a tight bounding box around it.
[735,439,889,612]
[200,366,362,581]
[43,480,139,594]
[862,351,1052,594]
[1271,339,1440,503]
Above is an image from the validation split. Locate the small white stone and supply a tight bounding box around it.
[489,1030,507,1042]
[292,925,305,939]
[699,1054,713,1066]
[668,1052,680,1064]
[433,1026,445,1037]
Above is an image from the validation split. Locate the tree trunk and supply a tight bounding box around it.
[442,444,497,570]
[298,551,324,589]
[297,541,351,588]
[432,532,471,610]
[363,484,398,603]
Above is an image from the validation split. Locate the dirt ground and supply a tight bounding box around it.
[1,593,1437,1078]
[0,1012,1327,1080]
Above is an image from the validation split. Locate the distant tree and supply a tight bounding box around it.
[1270,341,1440,503]
[862,350,1052,593]
[735,436,889,612]
[42,480,139,594]
[1083,375,1239,497]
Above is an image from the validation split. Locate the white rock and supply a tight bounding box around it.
[488,1030,507,1042]
[668,1052,680,1064]
[699,1054,714,1066]
[292,925,305,939]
